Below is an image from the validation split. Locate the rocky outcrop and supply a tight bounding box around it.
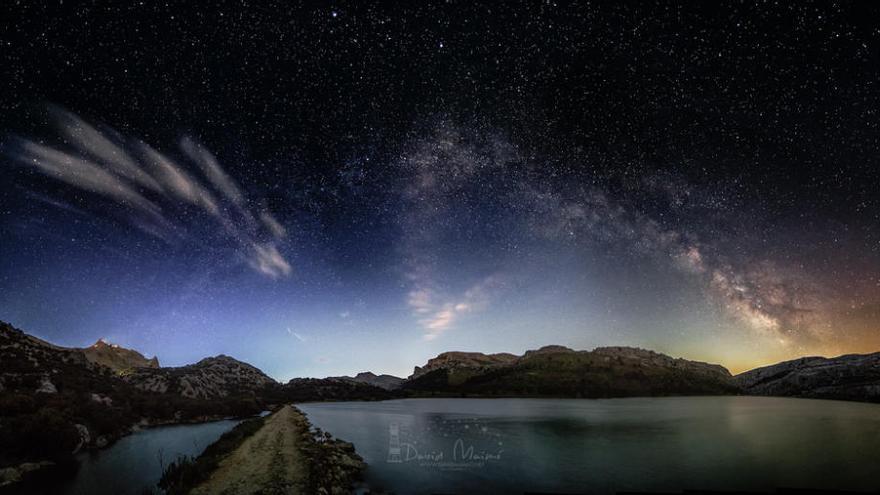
[301,411,366,495]
[72,424,90,454]
[735,352,880,402]
[409,351,518,379]
[0,461,55,488]
[522,345,576,358]
[123,355,276,400]
[330,371,405,390]
[590,346,733,380]
[80,339,159,372]
[36,375,58,394]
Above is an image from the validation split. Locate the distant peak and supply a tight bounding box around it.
[92,338,119,349]
[196,354,261,369]
[523,345,575,356]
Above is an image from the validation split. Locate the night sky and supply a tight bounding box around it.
[2,1,879,380]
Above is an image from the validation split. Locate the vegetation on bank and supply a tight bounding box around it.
[270,378,400,403]
[0,388,263,468]
[157,406,365,495]
[298,415,366,494]
[158,415,268,494]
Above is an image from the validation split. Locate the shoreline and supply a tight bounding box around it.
[8,396,880,493]
[159,405,366,494]
[0,411,266,492]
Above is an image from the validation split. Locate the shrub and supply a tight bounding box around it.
[0,407,81,463]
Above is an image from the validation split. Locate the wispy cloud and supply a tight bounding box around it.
[247,242,292,279]
[260,211,287,239]
[5,105,291,279]
[180,137,246,207]
[407,277,501,340]
[287,327,307,342]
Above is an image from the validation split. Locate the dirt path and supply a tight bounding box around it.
[191,405,308,495]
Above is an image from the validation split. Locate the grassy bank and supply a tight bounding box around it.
[158,405,365,494]
[158,415,267,494]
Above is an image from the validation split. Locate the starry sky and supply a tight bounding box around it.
[1,1,879,380]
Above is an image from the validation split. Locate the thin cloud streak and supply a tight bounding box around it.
[5,105,292,279]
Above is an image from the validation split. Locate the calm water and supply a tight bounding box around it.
[60,418,241,495]
[299,397,880,494]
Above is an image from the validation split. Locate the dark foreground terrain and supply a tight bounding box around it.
[3,319,880,492]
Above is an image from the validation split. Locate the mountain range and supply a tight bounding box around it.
[328,371,406,390]
[735,352,880,402]
[3,318,880,486]
[402,345,739,397]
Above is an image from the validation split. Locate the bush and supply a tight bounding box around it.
[0,393,37,416]
[0,407,81,463]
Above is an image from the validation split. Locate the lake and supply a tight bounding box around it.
[299,396,880,494]
[59,418,242,495]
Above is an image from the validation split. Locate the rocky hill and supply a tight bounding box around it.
[410,351,518,379]
[329,371,404,390]
[403,345,738,397]
[80,339,159,372]
[0,319,398,490]
[122,355,276,400]
[0,321,265,475]
[735,352,880,402]
[0,321,110,399]
[282,377,397,402]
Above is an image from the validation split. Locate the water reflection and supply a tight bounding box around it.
[300,396,880,494]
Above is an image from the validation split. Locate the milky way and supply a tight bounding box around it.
[1,2,879,378]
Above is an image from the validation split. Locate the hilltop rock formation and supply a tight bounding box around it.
[735,352,880,402]
[410,351,518,379]
[81,339,159,372]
